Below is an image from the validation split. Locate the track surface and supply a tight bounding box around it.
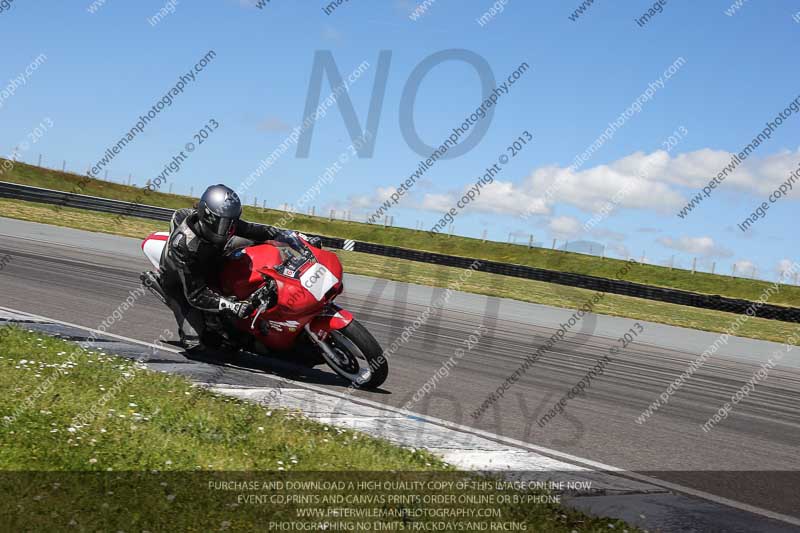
[1,218,799,525]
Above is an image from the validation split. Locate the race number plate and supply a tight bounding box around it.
[300,263,339,301]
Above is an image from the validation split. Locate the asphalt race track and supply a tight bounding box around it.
[2,217,799,528]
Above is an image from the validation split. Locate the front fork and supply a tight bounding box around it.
[304,305,353,369]
[304,323,341,364]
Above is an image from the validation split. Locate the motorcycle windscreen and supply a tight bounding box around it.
[300,263,339,301]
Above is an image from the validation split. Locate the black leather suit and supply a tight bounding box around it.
[159,208,282,347]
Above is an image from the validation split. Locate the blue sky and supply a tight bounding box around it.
[1,0,798,281]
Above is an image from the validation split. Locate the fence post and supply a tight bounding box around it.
[711,261,715,275]
[481,229,487,242]
[253,197,257,207]
[37,154,42,166]
[310,205,315,216]
[190,186,193,197]
[551,238,556,250]
[528,234,533,248]
[331,210,336,221]
[448,225,453,238]
[62,160,66,171]
[691,257,696,274]
[731,264,736,278]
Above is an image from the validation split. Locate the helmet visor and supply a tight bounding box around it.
[211,216,237,238]
[202,211,237,241]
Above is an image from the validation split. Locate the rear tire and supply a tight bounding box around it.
[321,320,388,389]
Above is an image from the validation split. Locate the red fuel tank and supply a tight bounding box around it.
[219,244,282,300]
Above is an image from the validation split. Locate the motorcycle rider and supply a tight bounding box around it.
[141,184,314,351]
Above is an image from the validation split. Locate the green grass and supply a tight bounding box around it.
[0,327,638,532]
[3,158,798,307]
[1,197,797,344]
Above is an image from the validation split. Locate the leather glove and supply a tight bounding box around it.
[295,231,322,248]
[219,297,255,318]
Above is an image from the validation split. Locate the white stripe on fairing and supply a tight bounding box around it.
[1,305,799,526]
[142,238,167,268]
[300,263,339,301]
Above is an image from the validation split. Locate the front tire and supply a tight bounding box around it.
[320,320,388,389]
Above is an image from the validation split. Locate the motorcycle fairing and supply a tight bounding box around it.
[308,307,354,339]
[142,232,170,268]
[300,263,339,301]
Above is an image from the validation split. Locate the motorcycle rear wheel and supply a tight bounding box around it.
[320,320,388,389]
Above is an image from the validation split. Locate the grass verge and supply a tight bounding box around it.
[3,159,798,307]
[0,327,636,532]
[0,197,796,344]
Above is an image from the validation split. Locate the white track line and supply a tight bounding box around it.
[2,304,799,527]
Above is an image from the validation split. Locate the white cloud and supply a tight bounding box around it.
[777,258,799,278]
[420,193,454,212]
[419,181,548,217]
[346,194,373,209]
[355,147,800,223]
[375,187,396,201]
[525,160,686,214]
[478,180,549,216]
[657,235,732,257]
[733,260,756,276]
[548,216,582,238]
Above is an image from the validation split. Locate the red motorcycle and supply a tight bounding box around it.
[141,231,388,389]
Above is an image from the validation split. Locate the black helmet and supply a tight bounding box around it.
[196,184,242,244]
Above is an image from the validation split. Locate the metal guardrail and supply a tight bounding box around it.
[2,180,798,323]
[0,181,174,221]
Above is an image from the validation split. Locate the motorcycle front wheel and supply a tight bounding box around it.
[319,320,388,389]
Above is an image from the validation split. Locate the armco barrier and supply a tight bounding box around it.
[0,181,174,221]
[1,181,798,323]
